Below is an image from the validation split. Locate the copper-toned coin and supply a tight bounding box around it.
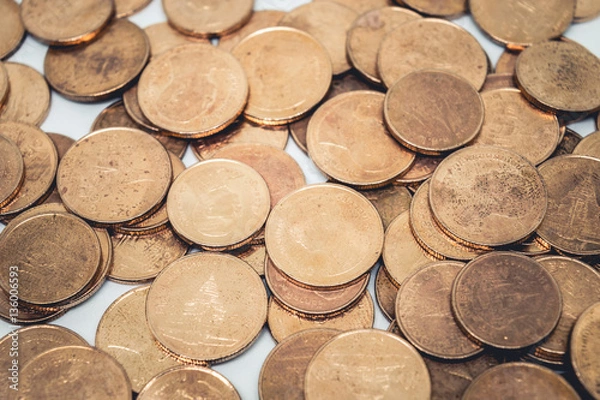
[452,252,562,349]
[218,10,285,52]
[316,0,390,14]
[230,243,266,276]
[122,85,160,132]
[575,0,600,21]
[267,292,374,343]
[0,62,8,109]
[0,62,50,126]
[0,133,24,208]
[573,130,600,160]
[384,70,484,155]
[137,366,240,400]
[163,0,253,38]
[403,0,466,17]
[495,49,519,74]
[552,128,582,158]
[536,155,600,255]
[361,184,412,230]
[144,22,209,59]
[305,329,431,399]
[0,290,64,325]
[571,302,600,399]
[506,234,551,256]
[463,362,579,400]
[0,0,25,59]
[265,184,383,288]
[375,264,399,321]
[516,41,600,114]
[387,319,402,336]
[480,73,517,92]
[259,329,340,400]
[146,253,268,363]
[114,0,151,18]
[231,27,332,125]
[377,18,488,90]
[42,133,75,205]
[44,19,149,102]
[395,154,444,185]
[308,91,415,188]
[470,0,575,49]
[167,159,270,250]
[58,127,172,226]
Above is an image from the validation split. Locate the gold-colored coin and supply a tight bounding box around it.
[42,133,75,205]
[480,72,517,92]
[122,85,160,132]
[144,22,209,59]
[516,40,600,113]
[571,302,600,399]
[163,0,253,38]
[0,62,50,126]
[315,0,390,14]
[402,0,466,17]
[218,10,285,52]
[377,18,488,90]
[495,49,519,74]
[0,62,8,109]
[394,154,444,185]
[384,70,484,155]
[304,329,431,400]
[573,130,600,160]
[167,159,270,250]
[265,184,383,287]
[114,0,151,18]
[57,127,172,226]
[375,265,399,321]
[44,19,149,102]
[0,133,24,208]
[230,243,266,276]
[146,253,268,363]
[575,0,600,22]
[0,290,64,325]
[360,184,412,230]
[231,27,332,125]
[0,0,25,59]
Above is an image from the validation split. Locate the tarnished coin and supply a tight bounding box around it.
[395,154,444,185]
[219,10,285,52]
[163,0,253,38]
[375,264,399,321]
[552,128,582,158]
[516,40,600,113]
[536,155,600,255]
[231,27,332,125]
[0,62,8,109]
[573,130,600,160]
[361,184,412,229]
[0,133,24,208]
[575,0,600,21]
[0,62,50,126]
[305,329,431,400]
[401,0,466,17]
[0,0,25,59]
[122,85,160,132]
[144,22,208,59]
[167,159,270,250]
[138,44,247,137]
[57,127,172,226]
[114,0,151,18]
[470,0,575,49]
[316,0,390,14]
[265,184,383,288]
[230,243,266,276]
[146,253,268,363]
[571,302,600,399]
[378,18,488,90]
[44,19,149,102]
[452,252,562,349]
[480,73,517,92]
[387,319,402,336]
[495,49,519,75]
[384,70,484,155]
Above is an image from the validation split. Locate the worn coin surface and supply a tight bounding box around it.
[0,62,50,126]
[231,244,266,276]
[144,22,208,58]
[573,130,600,159]
[0,0,25,59]
[571,302,600,400]
[0,290,64,325]
[361,184,412,230]
[375,265,399,321]
[315,0,390,13]
[0,62,8,109]
[114,0,151,18]
[480,73,517,92]
[575,0,600,21]
[402,0,466,17]
[495,49,519,75]
[0,133,23,208]
[219,10,285,52]
[122,85,160,132]
[552,128,582,158]
[395,154,444,185]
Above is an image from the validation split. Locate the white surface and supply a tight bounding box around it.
[1,1,600,398]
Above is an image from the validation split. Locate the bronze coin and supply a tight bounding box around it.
[137,365,240,400]
[42,133,75,205]
[267,292,374,343]
[402,0,466,17]
[122,84,160,132]
[231,27,332,125]
[0,0,25,59]
[552,128,583,158]
[516,40,600,113]
[505,234,551,256]
[470,0,575,49]
[218,10,285,52]
[0,62,50,126]
[0,133,24,208]
[452,252,562,349]
[495,49,519,74]
[144,22,209,59]
[44,19,149,102]
[387,319,402,336]
[265,184,383,288]
[0,290,64,325]
[384,70,484,155]
[375,264,399,321]
[536,155,600,255]
[575,0,600,21]
[480,73,517,92]
[360,184,412,230]
[571,302,600,399]
[573,130,600,160]
[395,154,444,185]
[138,44,247,138]
[315,0,390,14]
[229,243,266,276]
[163,0,253,38]
[259,329,340,400]
[0,62,8,109]
[58,127,172,226]
[304,329,431,399]
[114,0,151,18]
[167,159,270,250]
[377,18,488,90]
[463,362,579,400]
[146,253,268,363]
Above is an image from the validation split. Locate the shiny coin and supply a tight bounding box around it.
[375,264,399,321]
[360,184,412,230]
[571,302,600,399]
[219,10,285,52]
[144,22,209,58]
[0,133,24,208]
[573,130,600,160]
[114,0,151,18]
[402,0,466,17]
[0,0,25,59]
[395,154,444,185]
[0,62,50,126]
[480,73,517,92]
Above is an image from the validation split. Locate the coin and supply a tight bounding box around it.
[167,159,270,250]
[114,0,151,18]
[360,184,412,230]
[304,329,431,400]
[218,10,285,52]
[403,0,466,17]
[375,264,399,321]
[267,292,374,343]
[0,0,24,59]
[163,0,253,38]
[573,130,600,160]
[480,73,517,92]
[516,40,600,113]
[259,329,340,400]
[394,154,444,185]
[41,133,75,205]
[571,302,600,399]
[462,362,579,400]
[265,184,383,287]
[384,70,484,155]
[0,62,50,126]
[144,22,209,59]
[536,155,600,255]
[146,253,268,363]
[230,243,266,276]
[44,19,149,102]
[316,0,390,14]
[452,252,562,349]
[495,49,519,74]
[0,133,24,208]
[231,27,332,125]
[387,319,402,336]
[122,85,160,132]
[0,290,64,325]
[575,0,600,21]
[377,18,488,90]
[0,62,8,109]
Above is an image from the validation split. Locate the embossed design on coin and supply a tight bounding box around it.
[0,62,50,126]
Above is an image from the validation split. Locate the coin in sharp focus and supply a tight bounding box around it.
[402,0,466,18]
[231,27,332,125]
[315,0,390,14]
[360,184,412,230]
[305,329,431,400]
[470,0,575,49]
[146,253,268,363]
[0,62,50,126]
[265,184,383,288]
[480,73,517,92]
[536,155,600,255]
[452,252,562,350]
[122,84,160,132]
[516,40,600,114]
[267,292,374,343]
[218,10,285,52]
[375,264,399,321]
[571,302,600,399]
[377,18,488,90]
[463,362,579,400]
[229,243,266,276]
[395,154,445,185]
[144,22,209,59]
[0,62,8,109]
[573,130,600,160]
[0,0,25,59]
[167,159,270,250]
[114,0,151,18]
[44,19,149,102]
[0,133,24,208]
[384,70,484,155]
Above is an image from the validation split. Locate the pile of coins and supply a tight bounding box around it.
[1,0,600,398]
